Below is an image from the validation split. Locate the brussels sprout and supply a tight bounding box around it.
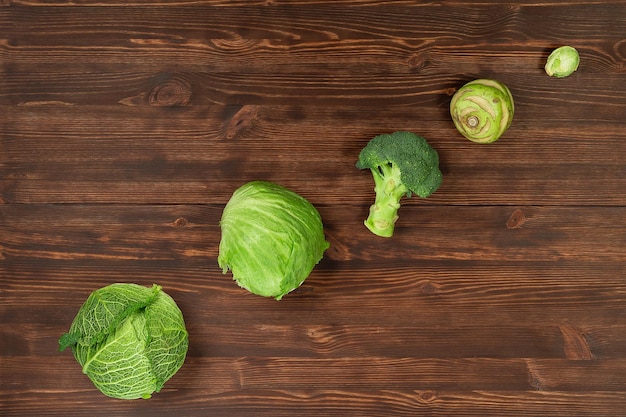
[450,79,515,144]
[545,46,580,78]
[218,181,329,300]
[59,284,188,399]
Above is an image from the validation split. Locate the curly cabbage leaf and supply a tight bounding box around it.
[218,181,329,300]
[59,283,188,399]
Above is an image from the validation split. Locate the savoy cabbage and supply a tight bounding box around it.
[59,283,188,399]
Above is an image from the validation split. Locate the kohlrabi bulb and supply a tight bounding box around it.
[450,79,515,144]
[545,46,580,78]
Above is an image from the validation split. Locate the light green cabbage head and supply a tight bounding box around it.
[218,181,329,300]
[59,283,188,399]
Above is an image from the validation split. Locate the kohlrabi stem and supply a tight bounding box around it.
[365,164,408,238]
[466,115,479,128]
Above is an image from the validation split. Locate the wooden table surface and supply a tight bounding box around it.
[2,1,626,416]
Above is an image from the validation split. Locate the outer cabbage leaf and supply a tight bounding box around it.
[218,181,329,300]
[59,283,188,399]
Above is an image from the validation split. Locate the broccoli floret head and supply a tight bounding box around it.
[356,131,442,237]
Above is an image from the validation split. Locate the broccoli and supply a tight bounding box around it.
[356,131,443,238]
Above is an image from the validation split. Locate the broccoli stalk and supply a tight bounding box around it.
[357,131,443,238]
[366,162,408,237]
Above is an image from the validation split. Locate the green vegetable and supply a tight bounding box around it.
[545,46,580,78]
[59,283,188,400]
[356,131,442,238]
[450,79,514,144]
[218,181,329,300]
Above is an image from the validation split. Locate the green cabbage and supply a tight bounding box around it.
[218,181,329,300]
[59,283,188,399]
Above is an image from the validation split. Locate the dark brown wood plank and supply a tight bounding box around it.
[5,356,626,393]
[2,37,623,91]
[5,312,626,360]
[2,390,626,417]
[2,4,625,43]
[3,258,626,331]
[2,106,625,205]
[1,66,624,107]
[3,387,626,417]
[4,0,624,5]
[2,36,623,76]
[1,204,625,263]
[3,356,626,416]
[3,0,623,5]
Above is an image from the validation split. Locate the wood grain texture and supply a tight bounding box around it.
[2,1,626,416]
